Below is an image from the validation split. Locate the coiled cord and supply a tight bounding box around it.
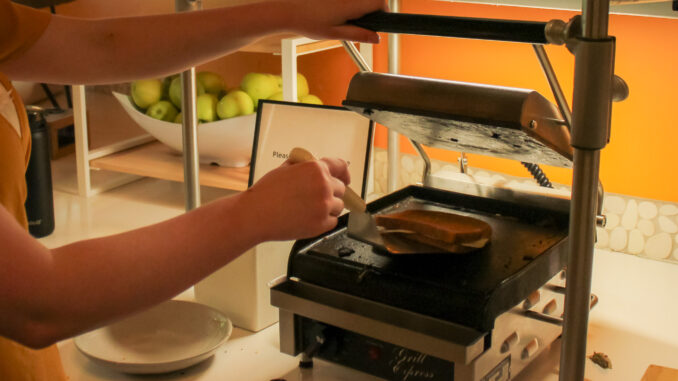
[521,162,553,188]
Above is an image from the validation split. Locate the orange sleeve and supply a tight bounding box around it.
[0,0,52,63]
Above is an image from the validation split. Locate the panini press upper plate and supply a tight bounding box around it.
[343,72,573,168]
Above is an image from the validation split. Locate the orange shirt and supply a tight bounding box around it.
[0,2,67,380]
[0,0,51,228]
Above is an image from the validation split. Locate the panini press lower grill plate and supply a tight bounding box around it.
[287,185,569,331]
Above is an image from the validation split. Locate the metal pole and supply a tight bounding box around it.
[176,0,201,211]
[341,41,372,72]
[532,44,573,130]
[387,0,400,193]
[533,43,608,223]
[559,0,611,379]
[560,151,601,381]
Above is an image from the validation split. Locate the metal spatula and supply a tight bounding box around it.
[288,147,385,246]
[288,148,441,255]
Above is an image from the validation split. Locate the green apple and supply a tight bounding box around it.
[217,90,254,119]
[273,75,282,92]
[131,79,163,109]
[146,100,179,122]
[161,75,178,101]
[267,92,284,101]
[174,112,182,124]
[299,94,323,105]
[197,71,226,96]
[230,90,255,115]
[268,74,309,99]
[296,73,309,98]
[196,93,219,123]
[216,95,238,119]
[169,76,206,110]
[240,72,278,110]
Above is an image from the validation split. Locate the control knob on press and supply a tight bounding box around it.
[500,332,519,354]
[523,290,541,310]
[521,338,540,360]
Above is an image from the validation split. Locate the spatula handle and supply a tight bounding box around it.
[288,147,366,213]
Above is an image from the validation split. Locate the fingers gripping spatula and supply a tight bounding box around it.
[288,147,437,255]
[288,147,386,249]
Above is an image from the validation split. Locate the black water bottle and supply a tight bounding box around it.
[24,107,55,237]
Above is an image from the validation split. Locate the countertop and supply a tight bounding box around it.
[56,247,678,381]
[56,319,678,381]
[43,174,678,380]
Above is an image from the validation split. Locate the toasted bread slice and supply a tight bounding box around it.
[375,209,491,252]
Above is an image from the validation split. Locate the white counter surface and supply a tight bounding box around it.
[56,246,678,381]
[57,321,678,381]
[44,176,678,380]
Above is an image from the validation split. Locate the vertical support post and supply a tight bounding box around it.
[359,43,376,196]
[281,39,299,102]
[387,0,400,192]
[72,84,91,197]
[559,0,613,379]
[176,0,201,211]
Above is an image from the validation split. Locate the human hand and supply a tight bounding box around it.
[283,0,388,44]
[240,156,350,242]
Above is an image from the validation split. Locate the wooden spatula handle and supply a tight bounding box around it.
[288,147,366,213]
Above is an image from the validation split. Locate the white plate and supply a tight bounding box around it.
[74,300,232,374]
[113,92,255,167]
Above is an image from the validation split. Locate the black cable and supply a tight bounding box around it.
[521,162,553,188]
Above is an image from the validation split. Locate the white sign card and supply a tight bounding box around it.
[248,101,373,197]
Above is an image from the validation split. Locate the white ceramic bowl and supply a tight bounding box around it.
[75,300,232,374]
[113,92,255,167]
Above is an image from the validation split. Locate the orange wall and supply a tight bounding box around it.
[368,0,678,202]
[56,0,678,202]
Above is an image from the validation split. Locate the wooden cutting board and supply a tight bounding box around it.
[642,365,678,381]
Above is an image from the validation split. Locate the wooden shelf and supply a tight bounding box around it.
[240,35,342,54]
[90,141,250,191]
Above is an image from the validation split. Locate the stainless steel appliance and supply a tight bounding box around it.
[272,182,588,380]
[270,73,587,381]
[270,4,625,380]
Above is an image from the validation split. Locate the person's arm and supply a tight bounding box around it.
[0,158,349,349]
[0,0,385,85]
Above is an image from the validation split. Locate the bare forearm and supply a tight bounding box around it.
[2,2,293,84]
[13,193,260,345]
[0,158,349,348]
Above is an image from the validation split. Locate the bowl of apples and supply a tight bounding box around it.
[116,72,254,167]
[117,71,323,167]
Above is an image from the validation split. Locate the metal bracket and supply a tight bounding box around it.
[545,15,582,50]
[458,152,468,174]
[571,37,616,150]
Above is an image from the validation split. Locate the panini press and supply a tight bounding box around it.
[271,12,605,381]
[272,183,580,380]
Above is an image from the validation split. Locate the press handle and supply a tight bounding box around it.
[288,147,366,213]
[349,11,548,44]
